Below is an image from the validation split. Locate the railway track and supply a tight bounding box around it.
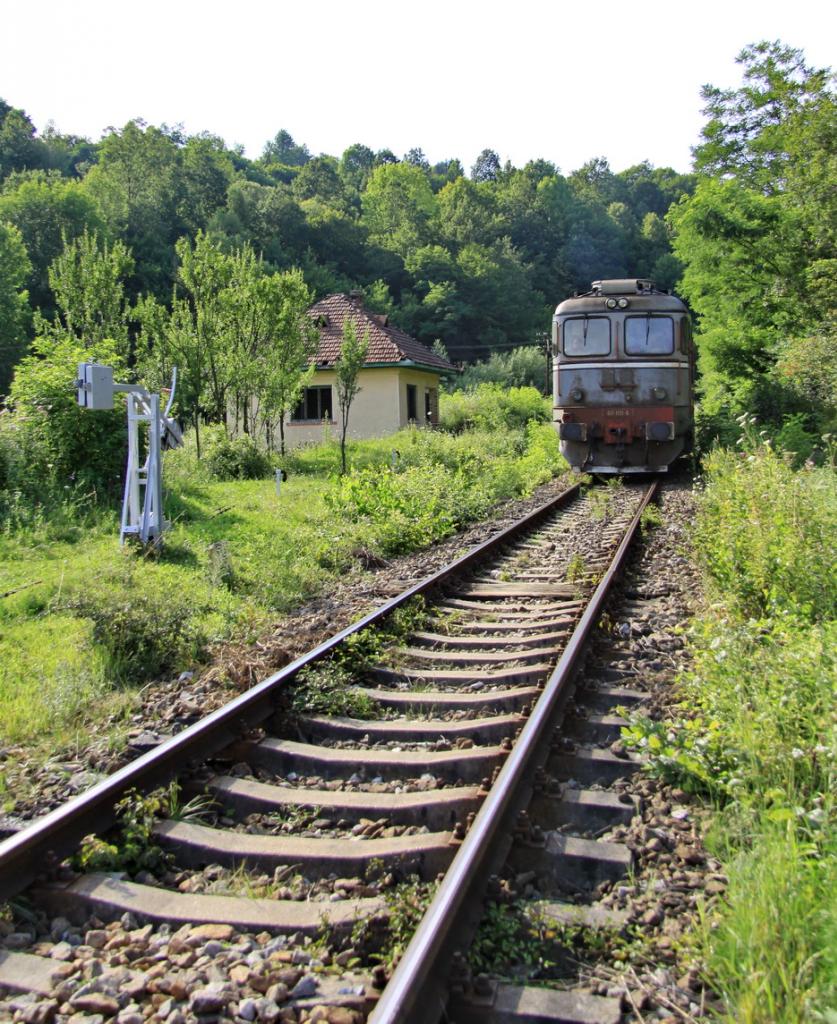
[0,479,662,1024]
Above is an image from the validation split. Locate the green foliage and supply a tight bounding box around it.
[39,229,134,360]
[439,384,549,433]
[66,569,206,685]
[697,825,836,1023]
[0,101,46,180]
[75,787,173,874]
[0,170,103,315]
[351,877,437,967]
[362,162,436,256]
[458,346,549,393]
[693,426,836,622]
[335,319,370,474]
[205,433,273,481]
[334,597,428,673]
[565,552,586,583]
[671,42,836,433]
[138,235,317,456]
[289,661,379,719]
[0,220,31,394]
[1,97,696,384]
[639,502,664,534]
[629,435,836,1021]
[774,317,837,432]
[471,900,644,980]
[326,423,563,556]
[1,334,126,506]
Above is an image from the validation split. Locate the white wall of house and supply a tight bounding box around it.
[278,366,442,449]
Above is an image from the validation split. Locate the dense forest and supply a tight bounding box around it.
[0,96,694,377]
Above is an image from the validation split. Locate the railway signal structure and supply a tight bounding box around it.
[76,362,182,546]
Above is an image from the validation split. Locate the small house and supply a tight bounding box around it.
[282,293,457,447]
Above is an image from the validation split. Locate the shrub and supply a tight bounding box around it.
[693,426,836,622]
[773,413,818,466]
[439,384,549,433]
[325,422,565,556]
[204,434,273,481]
[2,334,127,504]
[458,346,548,393]
[66,570,206,684]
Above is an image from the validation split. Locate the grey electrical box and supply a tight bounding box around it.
[77,363,114,410]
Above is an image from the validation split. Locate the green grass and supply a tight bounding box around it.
[0,422,568,801]
[630,433,836,1022]
[0,473,350,754]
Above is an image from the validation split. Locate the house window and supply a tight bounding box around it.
[291,386,333,422]
[407,384,418,421]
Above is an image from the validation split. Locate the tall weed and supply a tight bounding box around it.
[693,426,836,622]
[648,432,837,1021]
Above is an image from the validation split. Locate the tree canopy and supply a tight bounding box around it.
[0,88,699,388]
[669,41,836,433]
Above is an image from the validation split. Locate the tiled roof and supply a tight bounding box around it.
[308,294,456,373]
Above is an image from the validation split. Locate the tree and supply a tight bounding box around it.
[0,170,104,315]
[695,42,833,187]
[292,156,345,205]
[82,120,182,297]
[471,149,501,183]
[262,130,310,167]
[41,231,134,361]
[210,179,308,268]
[335,319,369,474]
[257,269,318,454]
[137,232,231,455]
[362,162,436,256]
[404,147,430,170]
[339,144,375,191]
[0,222,31,394]
[437,177,498,247]
[670,41,836,426]
[177,133,236,237]
[0,101,46,180]
[4,334,126,494]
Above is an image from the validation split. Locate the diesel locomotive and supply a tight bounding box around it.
[552,279,695,473]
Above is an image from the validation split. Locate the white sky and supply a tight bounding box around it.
[2,0,834,175]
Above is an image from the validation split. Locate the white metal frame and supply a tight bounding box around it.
[76,363,180,547]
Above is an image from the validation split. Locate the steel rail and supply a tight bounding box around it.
[0,482,582,902]
[369,480,660,1024]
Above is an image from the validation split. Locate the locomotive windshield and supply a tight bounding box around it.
[563,317,611,356]
[625,315,674,355]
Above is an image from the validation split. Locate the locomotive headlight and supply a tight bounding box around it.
[570,388,585,402]
[617,298,630,309]
[652,386,667,400]
[605,298,618,309]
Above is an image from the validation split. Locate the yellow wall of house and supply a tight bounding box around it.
[278,366,442,448]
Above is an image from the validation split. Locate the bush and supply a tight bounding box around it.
[2,334,127,505]
[204,434,273,481]
[693,426,836,622]
[773,413,818,466]
[439,384,549,433]
[458,346,548,392]
[325,422,565,556]
[66,571,206,684]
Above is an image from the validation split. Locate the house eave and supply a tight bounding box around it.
[314,359,458,377]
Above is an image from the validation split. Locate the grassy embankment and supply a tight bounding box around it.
[627,426,836,1021]
[0,411,566,805]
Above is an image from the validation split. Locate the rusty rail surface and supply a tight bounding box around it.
[368,480,660,1024]
[0,482,583,902]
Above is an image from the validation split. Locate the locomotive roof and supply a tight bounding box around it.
[554,279,688,316]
